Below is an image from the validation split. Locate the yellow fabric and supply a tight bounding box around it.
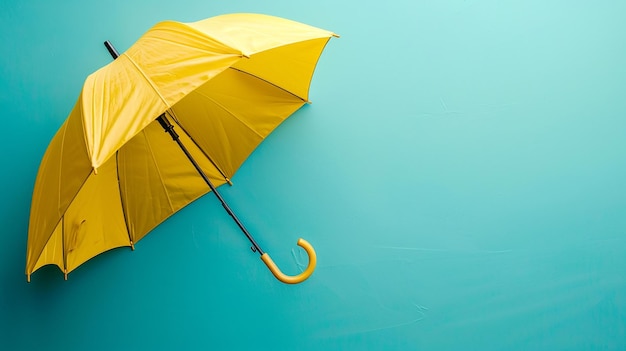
[26,13,336,278]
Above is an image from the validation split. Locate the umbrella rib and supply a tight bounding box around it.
[142,129,176,212]
[61,217,67,277]
[166,109,231,182]
[228,66,308,102]
[189,89,264,139]
[115,151,134,248]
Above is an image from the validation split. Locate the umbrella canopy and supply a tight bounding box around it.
[26,13,337,282]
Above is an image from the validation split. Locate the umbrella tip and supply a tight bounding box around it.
[64,269,68,280]
[332,33,340,38]
[226,178,233,186]
[27,274,31,283]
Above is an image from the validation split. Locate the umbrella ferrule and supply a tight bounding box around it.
[104,40,120,59]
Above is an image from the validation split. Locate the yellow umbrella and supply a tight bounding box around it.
[25,13,337,283]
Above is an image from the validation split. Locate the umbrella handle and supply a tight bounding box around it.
[260,238,316,284]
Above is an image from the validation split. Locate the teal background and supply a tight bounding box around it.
[1,1,625,350]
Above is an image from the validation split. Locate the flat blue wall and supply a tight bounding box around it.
[1,1,625,350]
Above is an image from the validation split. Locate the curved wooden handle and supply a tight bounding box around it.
[260,238,316,284]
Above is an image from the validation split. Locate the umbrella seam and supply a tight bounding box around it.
[166,109,231,181]
[58,121,68,216]
[229,66,309,102]
[58,121,68,274]
[189,89,264,139]
[61,217,67,276]
[115,150,134,246]
[122,53,172,110]
[141,129,176,212]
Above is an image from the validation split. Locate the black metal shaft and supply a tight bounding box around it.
[104,40,265,255]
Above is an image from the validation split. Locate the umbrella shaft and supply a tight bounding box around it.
[157,114,265,255]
